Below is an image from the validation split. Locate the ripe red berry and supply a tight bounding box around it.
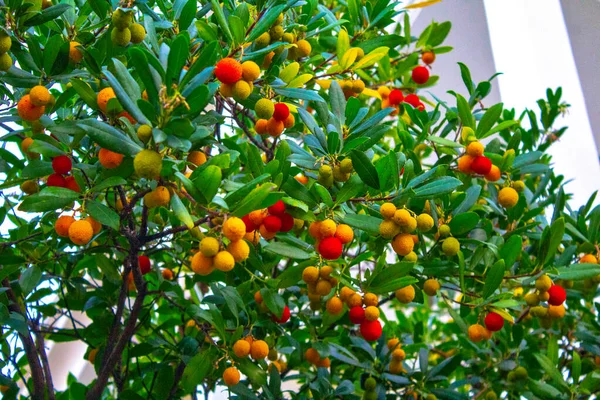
[47,173,66,188]
[547,285,566,306]
[273,305,290,323]
[214,58,242,84]
[403,94,421,108]
[484,312,504,332]
[138,255,151,275]
[272,103,290,122]
[388,89,404,106]
[471,156,492,175]
[263,215,282,232]
[52,155,72,175]
[64,176,81,193]
[242,215,257,233]
[318,237,343,260]
[279,213,294,232]
[360,319,382,341]
[268,200,286,216]
[349,306,365,324]
[411,65,430,85]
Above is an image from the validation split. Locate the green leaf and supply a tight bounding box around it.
[210,0,233,44]
[572,351,581,384]
[455,93,474,128]
[259,288,285,318]
[265,242,312,259]
[479,120,519,139]
[329,81,346,127]
[534,353,570,392]
[350,150,380,189]
[19,266,42,296]
[170,194,194,229]
[166,34,189,86]
[313,183,334,208]
[19,187,79,212]
[368,262,414,290]
[85,200,119,230]
[447,212,479,235]
[179,0,197,30]
[25,3,71,26]
[336,28,350,59]
[182,347,218,393]
[499,235,521,269]
[90,177,127,193]
[555,263,600,281]
[412,176,462,198]
[70,78,98,109]
[103,65,149,125]
[476,103,503,138]
[542,217,565,265]
[193,166,221,204]
[453,184,480,215]
[232,183,277,217]
[77,119,142,156]
[457,62,474,95]
[248,5,286,42]
[340,214,382,236]
[482,260,505,299]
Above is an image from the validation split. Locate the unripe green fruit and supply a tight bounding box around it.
[530,306,547,318]
[287,47,299,60]
[425,395,437,400]
[268,348,278,361]
[442,237,460,256]
[363,392,377,400]
[333,165,350,182]
[232,80,251,100]
[318,174,333,188]
[255,32,271,49]
[319,165,332,178]
[512,180,525,192]
[134,149,162,179]
[438,224,451,237]
[513,366,528,380]
[255,98,275,119]
[137,124,152,143]
[507,371,516,382]
[269,25,284,41]
[0,53,12,72]
[282,33,295,43]
[274,13,284,25]
[364,377,376,391]
[340,158,353,173]
[0,33,11,53]
[485,392,498,400]
[130,23,146,44]
[562,279,574,289]
[111,28,131,47]
[524,292,539,306]
[112,9,133,29]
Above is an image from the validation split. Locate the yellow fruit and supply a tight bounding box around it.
[347,293,362,307]
[326,296,343,314]
[389,359,403,374]
[20,180,39,194]
[112,8,133,29]
[466,141,484,157]
[222,367,240,386]
[130,23,146,44]
[524,292,540,306]
[69,41,83,63]
[392,233,414,256]
[535,274,552,292]
[191,252,214,275]
[340,286,354,302]
[581,254,598,264]
[232,80,252,100]
[0,32,11,53]
[378,86,391,98]
[442,237,460,257]
[255,99,274,119]
[186,151,206,168]
[302,266,319,283]
[227,240,250,262]
[511,180,526,192]
[498,187,519,209]
[379,220,400,239]
[250,340,269,360]
[241,61,260,81]
[133,149,162,179]
[85,217,102,235]
[316,280,332,296]
[55,215,75,237]
[233,339,251,357]
[416,213,434,232]
[319,219,337,238]
[223,217,246,241]
[404,251,418,262]
[538,291,550,302]
[319,265,333,279]
[395,285,415,304]
[335,224,354,244]
[387,338,400,350]
[30,85,51,106]
[468,324,488,343]
[143,186,170,208]
[364,306,380,321]
[296,39,312,57]
[255,32,271,48]
[548,304,565,319]
[68,220,93,245]
[423,279,440,296]
[200,237,220,257]
[391,209,411,226]
[530,305,548,318]
[137,124,152,143]
[111,28,131,46]
[214,251,235,272]
[0,52,12,71]
[363,293,378,307]
[352,79,365,93]
[391,348,406,361]
[220,83,234,98]
[438,224,451,237]
[461,126,476,143]
[269,25,284,41]
[457,155,474,174]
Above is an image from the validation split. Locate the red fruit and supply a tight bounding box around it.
[64,176,81,192]
[47,173,66,187]
[242,215,257,233]
[403,94,421,108]
[268,200,286,216]
[138,255,151,275]
[279,213,294,232]
[349,306,365,324]
[360,319,382,341]
[273,305,290,323]
[52,155,72,175]
[263,215,282,232]
[471,156,492,175]
[484,312,504,332]
[548,285,566,306]
[411,65,430,84]
[215,58,242,84]
[272,103,290,122]
[416,102,425,111]
[388,89,404,105]
[318,237,343,260]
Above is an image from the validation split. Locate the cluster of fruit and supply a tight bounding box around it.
[467,312,504,343]
[253,291,291,323]
[308,219,354,259]
[254,100,294,137]
[525,274,567,326]
[125,255,153,290]
[378,202,434,259]
[191,217,249,275]
[457,136,501,181]
[96,87,136,123]
[143,186,171,208]
[111,9,146,47]
[43,155,79,192]
[379,87,425,114]
[386,338,407,375]
[216,58,261,101]
[317,158,354,186]
[301,266,340,311]
[54,214,101,246]
[0,30,12,71]
[241,200,295,241]
[222,337,274,385]
[254,13,312,61]
[18,85,52,122]
[338,78,366,99]
[344,288,382,342]
[304,347,331,368]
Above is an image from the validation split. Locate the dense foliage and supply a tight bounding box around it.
[1,0,600,399]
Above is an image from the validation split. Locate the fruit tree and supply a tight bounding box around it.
[0,0,599,399]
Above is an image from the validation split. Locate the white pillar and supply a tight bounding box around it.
[483,0,600,206]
